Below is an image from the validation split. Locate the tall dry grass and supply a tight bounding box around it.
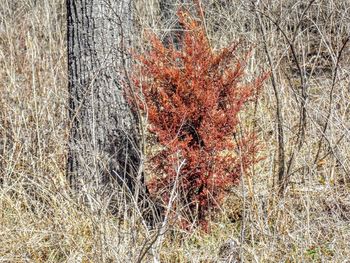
[1,0,350,262]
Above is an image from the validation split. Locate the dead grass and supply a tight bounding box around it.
[1,0,350,262]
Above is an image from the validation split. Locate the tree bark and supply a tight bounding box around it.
[66,0,140,195]
[159,0,186,48]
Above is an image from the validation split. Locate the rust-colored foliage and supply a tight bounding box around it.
[132,11,266,228]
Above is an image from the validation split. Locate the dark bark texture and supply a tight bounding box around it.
[67,0,140,193]
[159,0,186,48]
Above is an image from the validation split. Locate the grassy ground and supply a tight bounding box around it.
[1,0,350,262]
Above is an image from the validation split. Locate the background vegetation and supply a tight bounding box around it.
[1,0,349,262]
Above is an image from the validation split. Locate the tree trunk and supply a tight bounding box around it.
[159,0,186,48]
[66,0,140,195]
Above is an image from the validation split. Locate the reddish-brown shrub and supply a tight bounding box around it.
[132,11,267,228]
